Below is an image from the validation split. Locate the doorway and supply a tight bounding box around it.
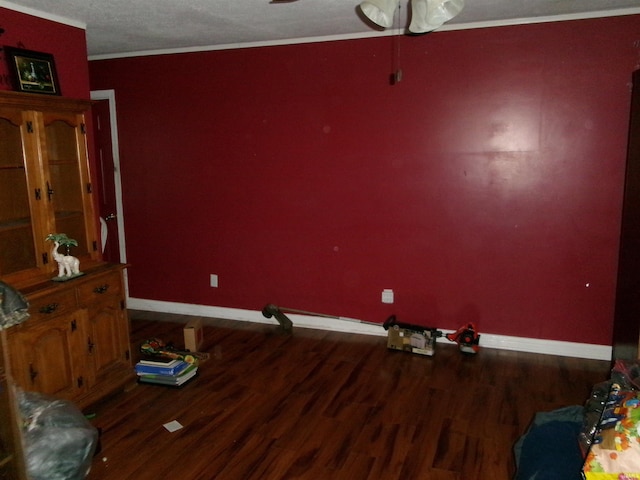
[90,90,128,274]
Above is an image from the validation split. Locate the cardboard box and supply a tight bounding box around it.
[183,318,204,352]
[387,325,437,356]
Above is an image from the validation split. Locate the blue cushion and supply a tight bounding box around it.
[515,420,583,480]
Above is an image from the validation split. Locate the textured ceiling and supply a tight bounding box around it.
[1,0,639,58]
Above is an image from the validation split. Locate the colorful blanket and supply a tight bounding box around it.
[583,386,640,479]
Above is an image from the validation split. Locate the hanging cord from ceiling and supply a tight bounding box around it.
[361,1,465,85]
[390,1,403,85]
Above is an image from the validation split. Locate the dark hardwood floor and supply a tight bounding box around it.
[84,311,610,480]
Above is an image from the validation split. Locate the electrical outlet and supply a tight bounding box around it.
[382,289,394,304]
[210,274,218,288]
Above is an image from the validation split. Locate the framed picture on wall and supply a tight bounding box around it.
[4,47,60,95]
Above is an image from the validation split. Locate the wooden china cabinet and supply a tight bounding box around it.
[0,333,27,480]
[0,89,134,413]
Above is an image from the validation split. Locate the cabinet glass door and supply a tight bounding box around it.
[44,115,90,258]
[0,111,37,276]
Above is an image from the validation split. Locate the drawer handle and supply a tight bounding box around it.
[93,284,110,294]
[29,364,38,383]
[39,303,59,314]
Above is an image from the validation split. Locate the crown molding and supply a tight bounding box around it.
[0,0,86,29]
[0,1,636,61]
[88,7,640,60]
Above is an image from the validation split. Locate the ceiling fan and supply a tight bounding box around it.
[267,0,463,34]
[361,0,465,33]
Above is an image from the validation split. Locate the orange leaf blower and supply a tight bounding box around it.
[446,323,480,354]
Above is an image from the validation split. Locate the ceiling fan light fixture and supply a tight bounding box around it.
[409,0,465,33]
[359,0,400,28]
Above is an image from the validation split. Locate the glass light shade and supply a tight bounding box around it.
[359,0,400,28]
[409,0,464,33]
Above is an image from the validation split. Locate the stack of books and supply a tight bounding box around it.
[135,357,198,387]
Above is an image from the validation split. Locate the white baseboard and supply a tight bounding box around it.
[127,298,612,361]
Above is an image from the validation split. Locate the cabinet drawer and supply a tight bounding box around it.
[28,290,77,321]
[77,271,122,304]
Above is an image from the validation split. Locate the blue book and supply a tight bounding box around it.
[138,364,198,386]
[135,360,189,376]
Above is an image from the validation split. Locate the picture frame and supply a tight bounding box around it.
[4,47,60,95]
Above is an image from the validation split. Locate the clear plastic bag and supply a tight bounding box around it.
[18,390,98,480]
[579,380,613,453]
[611,359,640,390]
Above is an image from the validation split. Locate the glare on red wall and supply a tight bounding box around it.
[87,15,639,345]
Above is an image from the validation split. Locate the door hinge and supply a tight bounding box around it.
[71,319,77,332]
[26,121,33,133]
[42,252,49,264]
[87,182,92,194]
[35,188,41,200]
[80,123,86,134]
[87,337,95,354]
[92,240,98,252]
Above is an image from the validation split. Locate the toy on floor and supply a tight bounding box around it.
[140,338,208,364]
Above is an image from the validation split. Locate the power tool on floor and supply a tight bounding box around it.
[446,323,480,354]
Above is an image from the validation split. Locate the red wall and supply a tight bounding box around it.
[0,7,90,98]
[89,15,640,345]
